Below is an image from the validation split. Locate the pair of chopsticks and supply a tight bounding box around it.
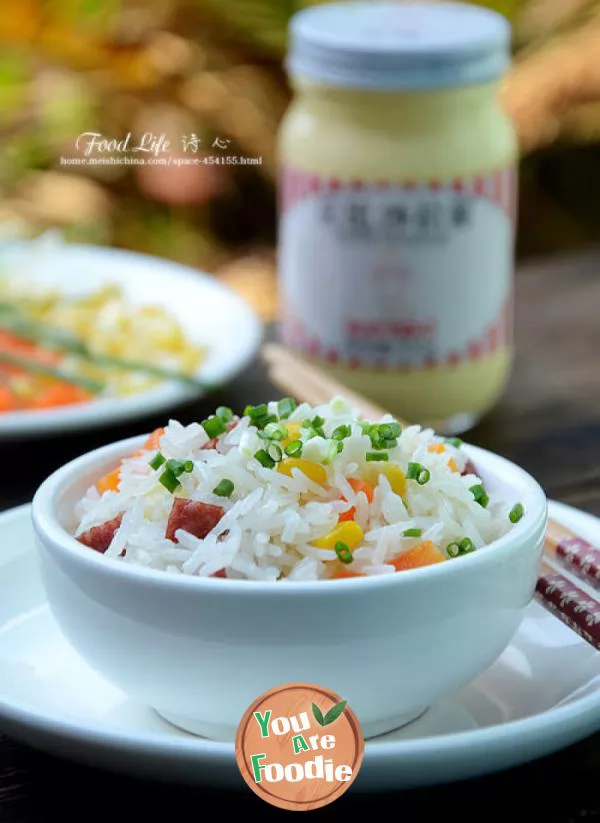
[263,343,600,652]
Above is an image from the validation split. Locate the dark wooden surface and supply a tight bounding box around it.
[2,250,600,821]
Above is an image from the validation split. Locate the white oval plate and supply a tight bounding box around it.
[0,244,261,438]
[0,501,599,791]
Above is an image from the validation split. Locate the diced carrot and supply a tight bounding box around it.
[29,383,92,409]
[338,477,374,522]
[391,541,446,572]
[143,427,165,451]
[98,427,166,495]
[331,565,366,580]
[97,467,122,494]
[132,427,166,458]
[448,457,459,473]
[427,443,446,454]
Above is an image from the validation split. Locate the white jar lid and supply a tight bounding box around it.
[287,1,511,90]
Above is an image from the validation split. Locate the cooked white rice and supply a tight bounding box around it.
[74,397,521,581]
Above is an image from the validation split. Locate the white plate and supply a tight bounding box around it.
[0,500,599,792]
[0,244,261,438]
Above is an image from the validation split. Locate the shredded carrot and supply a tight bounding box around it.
[338,477,374,522]
[448,457,459,473]
[0,385,15,412]
[30,383,92,409]
[0,330,62,366]
[391,541,446,572]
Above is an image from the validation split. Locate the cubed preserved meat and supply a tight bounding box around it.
[166,499,224,542]
[77,514,123,554]
[462,459,477,477]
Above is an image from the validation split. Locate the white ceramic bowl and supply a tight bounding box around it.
[32,436,547,742]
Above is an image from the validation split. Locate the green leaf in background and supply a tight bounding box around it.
[322,699,347,726]
[53,0,121,33]
[0,50,29,117]
[311,703,325,726]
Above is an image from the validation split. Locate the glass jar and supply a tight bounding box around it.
[278,1,517,433]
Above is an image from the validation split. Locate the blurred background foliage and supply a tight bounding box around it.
[0,0,599,319]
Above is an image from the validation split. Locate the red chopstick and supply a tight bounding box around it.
[536,557,600,651]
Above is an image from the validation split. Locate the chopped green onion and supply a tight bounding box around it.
[159,468,180,493]
[216,406,233,423]
[332,424,352,441]
[165,459,194,478]
[446,542,461,558]
[470,484,489,508]
[446,437,463,448]
[245,402,267,419]
[277,397,296,419]
[362,422,402,450]
[213,478,234,498]
[403,528,423,538]
[254,448,275,469]
[382,422,402,438]
[407,462,430,484]
[267,442,283,462]
[202,415,227,439]
[366,452,389,462]
[447,537,476,558]
[323,439,344,464]
[302,415,326,439]
[284,440,303,457]
[264,422,288,441]
[244,403,276,430]
[165,459,185,477]
[149,452,166,470]
[335,541,354,564]
[509,503,525,523]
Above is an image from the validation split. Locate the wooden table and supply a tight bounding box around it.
[1,250,600,821]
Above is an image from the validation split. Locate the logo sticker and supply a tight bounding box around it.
[235,682,364,810]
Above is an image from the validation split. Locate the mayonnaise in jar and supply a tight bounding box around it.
[278,1,517,433]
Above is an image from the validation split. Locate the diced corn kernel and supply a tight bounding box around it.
[277,457,327,485]
[365,463,406,498]
[311,520,364,551]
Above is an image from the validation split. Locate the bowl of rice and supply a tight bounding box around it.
[32,397,547,741]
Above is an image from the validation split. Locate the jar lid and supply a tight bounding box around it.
[287,1,511,90]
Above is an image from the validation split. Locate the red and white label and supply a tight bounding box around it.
[279,168,516,371]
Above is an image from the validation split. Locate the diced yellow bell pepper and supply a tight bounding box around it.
[278,457,327,485]
[311,521,364,551]
[365,463,406,497]
[281,422,302,447]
